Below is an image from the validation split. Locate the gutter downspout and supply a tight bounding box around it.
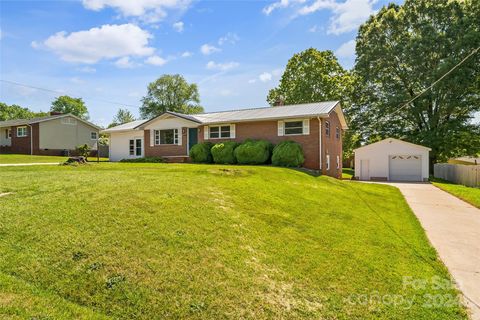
[27,124,33,155]
[317,117,322,172]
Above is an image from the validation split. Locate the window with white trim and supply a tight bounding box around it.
[5,129,11,139]
[17,126,28,137]
[128,139,142,156]
[325,121,330,137]
[91,132,97,140]
[336,155,340,169]
[284,120,303,135]
[326,154,330,170]
[209,125,231,139]
[154,129,179,145]
[336,127,340,139]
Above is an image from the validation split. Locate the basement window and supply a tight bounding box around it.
[17,126,28,137]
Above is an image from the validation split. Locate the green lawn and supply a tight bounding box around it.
[431,177,480,208]
[0,163,466,319]
[342,167,354,179]
[0,154,109,164]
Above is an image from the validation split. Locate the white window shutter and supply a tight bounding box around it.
[204,126,209,140]
[150,130,154,146]
[277,121,284,136]
[177,128,182,145]
[230,124,236,139]
[303,119,310,135]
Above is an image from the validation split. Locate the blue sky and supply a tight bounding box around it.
[2,0,400,127]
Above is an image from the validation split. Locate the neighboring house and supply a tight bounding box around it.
[102,101,347,178]
[449,156,480,165]
[0,113,101,155]
[354,138,431,181]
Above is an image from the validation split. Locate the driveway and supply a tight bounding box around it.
[384,182,480,319]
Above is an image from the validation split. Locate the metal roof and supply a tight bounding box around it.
[0,113,101,130]
[102,119,147,133]
[190,101,341,124]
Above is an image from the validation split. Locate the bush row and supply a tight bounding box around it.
[190,139,304,167]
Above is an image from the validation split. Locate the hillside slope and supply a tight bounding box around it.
[0,164,466,319]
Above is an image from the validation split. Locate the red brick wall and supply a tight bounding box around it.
[10,125,34,154]
[320,111,343,178]
[144,128,188,157]
[198,118,321,170]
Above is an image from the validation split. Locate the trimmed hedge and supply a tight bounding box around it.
[190,142,214,163]
[211,141,239,164]
[120,157,165,163]
[271,141,304,167]
[234,139,273,165]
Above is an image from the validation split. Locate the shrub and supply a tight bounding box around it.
[76,144,91,159]
[190,142,213,163]
[120,157,165,163]
[271,141,305,167]
[234,139,273,165]
[211,141,239,164]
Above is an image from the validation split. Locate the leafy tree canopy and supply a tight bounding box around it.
[353,0,480,163]
[267,48,355,106]
[109,108,136,128]
[0,102,48,121]
[51,95,89,120]
[140,74,203,119]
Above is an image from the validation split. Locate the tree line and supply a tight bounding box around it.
[1,0,478,164]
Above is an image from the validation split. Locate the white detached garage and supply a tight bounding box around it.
[354,138,431,182]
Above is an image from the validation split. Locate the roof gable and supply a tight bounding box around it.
[354,138,431,152]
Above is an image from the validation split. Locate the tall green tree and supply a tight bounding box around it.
[140,74,203,119]
[0,102,48,121]
[354,0,480,165]
[267,48,354,106]
[267,48,356,160]
[108,108,136,128]
[51,95,89,120]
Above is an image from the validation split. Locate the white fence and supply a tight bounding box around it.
[434,163,480,187]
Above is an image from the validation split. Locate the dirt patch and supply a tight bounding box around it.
[0,192,13,198]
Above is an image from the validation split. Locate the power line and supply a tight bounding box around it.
[388,46,480,118]
[0,79,142,110]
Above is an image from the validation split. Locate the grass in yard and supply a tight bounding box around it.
[0,163,467,319]
[342,167,354,179]
[431,177,480,208]
[0,154,109,164]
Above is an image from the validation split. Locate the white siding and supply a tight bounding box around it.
[109,131,144,162]
[354,138,430,181]
[0,127,12,147]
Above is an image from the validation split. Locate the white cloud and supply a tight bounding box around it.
[308,25,321,32]
[272,68,283,76]
[218,32,239,46]
[248,79,257,84]
[259,72,272,82]
[42,24,154,64]
[335,39,355,58]
[145,55,167,66]
[206,61,239,71]
[263,0,294,15]
[200,44,221,55]
[82,0,191,23]
[181,51,192,57]
[173,21,184,32]
[70,77,85,84]
[30,41,40,49]
[299,0,377,34]
[264,0,377,35]
[114,56,136,68]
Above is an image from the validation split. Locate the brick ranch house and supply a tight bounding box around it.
[0,113,101,155]
[103,101,347,178]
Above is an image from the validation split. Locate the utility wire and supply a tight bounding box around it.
[0,79,141,110]
[388,46,480,118]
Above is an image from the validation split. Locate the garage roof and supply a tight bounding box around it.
[354,138,431,152]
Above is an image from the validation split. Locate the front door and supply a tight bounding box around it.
[360,159,370,180]
[129,138,143,157]
[188,128,198,151]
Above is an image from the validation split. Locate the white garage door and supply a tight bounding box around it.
[389,155,422,181]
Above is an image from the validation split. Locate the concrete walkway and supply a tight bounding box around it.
[384,182,480,320]
[0,162,59,167]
